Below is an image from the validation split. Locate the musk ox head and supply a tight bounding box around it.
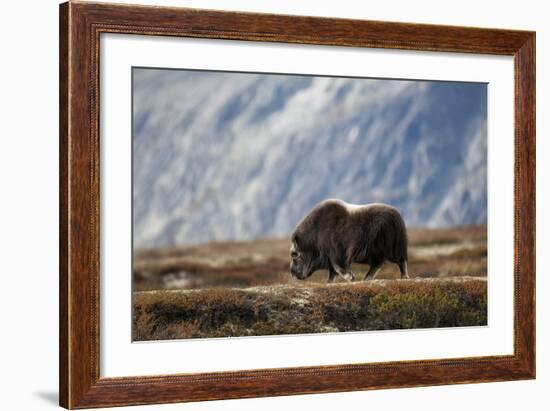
[289,236,318,280]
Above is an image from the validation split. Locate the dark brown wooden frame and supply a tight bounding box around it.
[59,1,535,408]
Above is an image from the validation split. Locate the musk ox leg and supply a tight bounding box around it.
[333,264,355,282]
[363,264,382,280]
[328,266,338,283]
[399,260,410,279]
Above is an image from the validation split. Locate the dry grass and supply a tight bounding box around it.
[133,277,487,340]
[134,225,487,290]
[133,226,487,340]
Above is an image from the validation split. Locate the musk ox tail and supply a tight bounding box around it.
[393,213,408,263]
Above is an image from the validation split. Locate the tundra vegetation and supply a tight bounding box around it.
[133,225,487,340]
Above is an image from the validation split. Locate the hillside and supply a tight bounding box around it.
[133,277,487,341]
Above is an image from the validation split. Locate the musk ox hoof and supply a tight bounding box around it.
[341,272,354,282]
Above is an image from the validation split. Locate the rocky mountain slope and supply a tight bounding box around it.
[133,69,487,248]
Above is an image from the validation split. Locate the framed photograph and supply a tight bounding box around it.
[59,1,535,408]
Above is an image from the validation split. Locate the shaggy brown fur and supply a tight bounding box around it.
[290,199,409,282]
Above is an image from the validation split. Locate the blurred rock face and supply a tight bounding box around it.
[133,69,487,249]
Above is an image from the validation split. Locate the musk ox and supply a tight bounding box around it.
[289,199,409,282]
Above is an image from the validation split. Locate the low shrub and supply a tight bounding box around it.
[133,278,487,340]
